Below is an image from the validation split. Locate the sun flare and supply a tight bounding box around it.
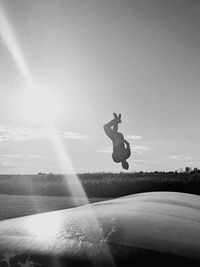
[18,87,61,125]
[26,213,62,240]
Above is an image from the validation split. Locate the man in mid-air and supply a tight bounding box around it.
[104,113,131,170]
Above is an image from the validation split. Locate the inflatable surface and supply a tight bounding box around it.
[0,192,199,266]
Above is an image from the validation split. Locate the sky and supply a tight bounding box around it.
[0,0,200,174]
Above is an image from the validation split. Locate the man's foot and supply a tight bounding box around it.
[113,113,121,123]
[113,113,118,120]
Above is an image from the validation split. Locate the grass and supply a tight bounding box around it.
[0,171,200,198]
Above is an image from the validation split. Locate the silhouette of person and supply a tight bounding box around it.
[104,113,131,170]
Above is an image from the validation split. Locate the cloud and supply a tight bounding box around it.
[0,161,16,167]
[98,146,113,153]
[190,161,200,166]
[0,158,17,167]
[58,131,90,140]
[170,155,192,160]
[126,135,143,140]
[0,125,90,143]
[98,145,149,154]
[0,154,43,159]
[131,145,149,154]
[133,159,160,165]
[0,154,44,167]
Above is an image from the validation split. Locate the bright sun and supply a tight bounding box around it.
[18,87,61,124]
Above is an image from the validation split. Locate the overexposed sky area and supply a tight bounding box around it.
[0,0,200,174]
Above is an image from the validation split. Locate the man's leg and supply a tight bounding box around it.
[113,120,118,132]
[104,119,120,140]
[104,113,121,140]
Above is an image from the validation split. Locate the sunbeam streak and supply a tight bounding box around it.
[48,125,89,206]
[36,125,116,266]
[0,3,115,265]
[0,3,33,85]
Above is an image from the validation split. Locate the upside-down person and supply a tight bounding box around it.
[103,113,131,170]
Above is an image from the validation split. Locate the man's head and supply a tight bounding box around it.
[121,160,129,170]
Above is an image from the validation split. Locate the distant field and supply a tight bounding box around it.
[0,172,199,198]
[0,195,107,221]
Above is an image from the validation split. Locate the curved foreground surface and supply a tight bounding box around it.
[0,191,199,266]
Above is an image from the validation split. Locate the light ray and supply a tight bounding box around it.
[0,4,33,85]
[0,3,115,265]
[48,125,89,205]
